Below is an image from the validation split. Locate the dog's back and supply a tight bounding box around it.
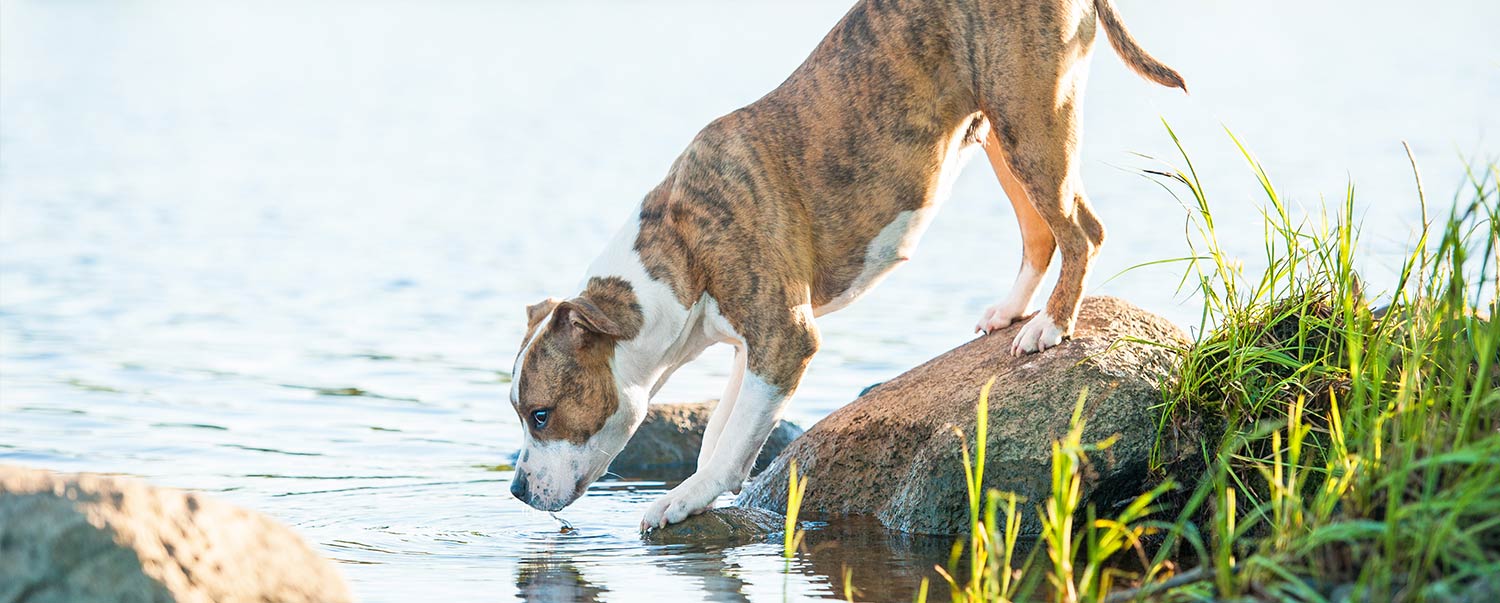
[637,0,1183,316]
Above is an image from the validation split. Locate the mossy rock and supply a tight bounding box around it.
[641,506,783,546]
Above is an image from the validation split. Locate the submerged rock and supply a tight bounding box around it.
[738,296,1197,535]
[641,506,784,546]
[0,465,351,603]
[610,400,803,480]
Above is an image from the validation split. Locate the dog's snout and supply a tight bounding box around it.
[509,470,530,503]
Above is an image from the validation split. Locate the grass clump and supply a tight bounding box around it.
[1146,130,1499,601]
[934,128,1498,602]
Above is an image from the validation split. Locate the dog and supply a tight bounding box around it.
[509,0,1184,529]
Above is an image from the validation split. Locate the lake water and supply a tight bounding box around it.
[1,0,1495,600]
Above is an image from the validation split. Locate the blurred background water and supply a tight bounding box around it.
[1,0,1495,601]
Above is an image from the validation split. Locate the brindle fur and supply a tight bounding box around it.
[632,0,1183,389]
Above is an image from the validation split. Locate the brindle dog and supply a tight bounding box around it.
[510,0,1185,529]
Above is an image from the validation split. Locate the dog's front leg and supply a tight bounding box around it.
[696,346,747,472]
[642,314,818,529]
[640,373,791,529]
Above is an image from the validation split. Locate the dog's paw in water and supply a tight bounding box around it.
[1011,311,1066,355]
[639,477,718,531]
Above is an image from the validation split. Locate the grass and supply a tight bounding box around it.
[933,378,1040,603]
[785,458,809,559]
[934,385,1175,603]
[924,129,1498,602]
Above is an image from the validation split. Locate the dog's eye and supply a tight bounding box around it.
[530,409,551,429]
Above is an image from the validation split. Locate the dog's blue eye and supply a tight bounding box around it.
[530,409,550,429]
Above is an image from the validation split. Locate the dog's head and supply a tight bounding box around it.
[508,277,647,511]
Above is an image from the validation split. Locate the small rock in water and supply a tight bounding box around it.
[641,506,784,546]
[609,400,803,480]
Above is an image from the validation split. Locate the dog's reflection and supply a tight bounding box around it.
[514,543,750,602]
[645,543,752,603]
[515,554,606,603]
[511,516,950,602]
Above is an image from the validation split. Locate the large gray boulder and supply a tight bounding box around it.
[737,296,1195,535]
[0,465,351,603]
[610,400,803,480]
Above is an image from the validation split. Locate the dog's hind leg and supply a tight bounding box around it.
[983,78,1103,354]
[975,128,1057,334]
[696,346,746,473]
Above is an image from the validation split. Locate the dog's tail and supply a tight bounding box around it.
[1094,0,1187,93]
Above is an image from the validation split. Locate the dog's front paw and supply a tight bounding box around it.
[975,303,1028,334]
[1011,312,1066,355]
[639,478,720,531]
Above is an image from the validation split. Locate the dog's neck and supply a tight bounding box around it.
[581,214,710,413]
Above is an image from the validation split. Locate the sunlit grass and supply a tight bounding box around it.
[1138,127,1499,600]
[784,458,809,559]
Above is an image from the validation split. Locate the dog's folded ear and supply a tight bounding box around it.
[525,298,563,333]
[557,297,628,339]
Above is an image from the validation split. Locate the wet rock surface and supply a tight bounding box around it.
[610,400,803,480]
[640,506,784,546]
[0,465,351,603]
[738,296,1197,535]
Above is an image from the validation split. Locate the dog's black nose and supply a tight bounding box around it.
[509,471,530,503]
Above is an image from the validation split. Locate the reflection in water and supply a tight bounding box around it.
[635,515,963,602]
[796,517,957,602]
[517,553,607,603]
[647,543,752,603]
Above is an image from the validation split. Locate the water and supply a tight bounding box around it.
[1,0,1495,600]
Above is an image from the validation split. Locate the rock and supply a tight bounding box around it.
[641,506,784,546]
[737,296,1196,535]
[610,400,803,480]
[0,465,351,603]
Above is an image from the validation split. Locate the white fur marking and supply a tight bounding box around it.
[815,122,983,316]
[588,213,699,400]
[515,439,590,511]
[510,310,554,405]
